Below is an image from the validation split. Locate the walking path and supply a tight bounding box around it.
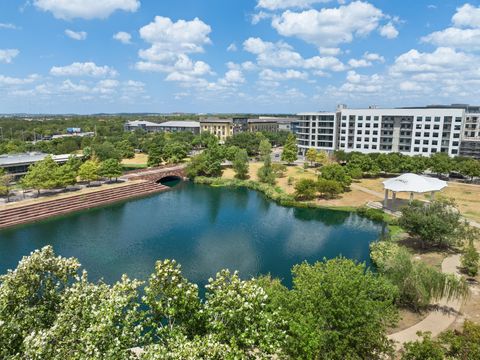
[388,254,463,349]
[351,183,384,198]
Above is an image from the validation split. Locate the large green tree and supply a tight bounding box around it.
[263,258,399,360]
[281,133,298,164]
[22,156,60,195]
[78,159,100,185]
[399,199,467,248]
[319,163,351,191]
[232,148,249,179]
[99,158,123,181]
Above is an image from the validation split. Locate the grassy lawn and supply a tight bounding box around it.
[222,163,480,220]
[122,153,148,166]
[357,177,480,223]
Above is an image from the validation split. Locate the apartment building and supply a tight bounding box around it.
[200,117,279,141]
[297,105,465,157]
[297,112,337,156]
[460,105,480,159]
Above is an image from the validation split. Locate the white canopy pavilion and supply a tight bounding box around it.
[382,173,448,208]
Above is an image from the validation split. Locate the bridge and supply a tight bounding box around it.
[121,164,187,183]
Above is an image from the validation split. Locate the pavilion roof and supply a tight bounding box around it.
[383,173,447,193]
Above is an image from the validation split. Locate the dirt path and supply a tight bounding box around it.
[388,254,462,349]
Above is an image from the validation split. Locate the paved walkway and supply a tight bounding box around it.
[388,254,462,349]
[351,183,384,198]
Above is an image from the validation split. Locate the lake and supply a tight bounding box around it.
[0,182,384,288]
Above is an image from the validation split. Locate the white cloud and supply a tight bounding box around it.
[33,0,140,20]
[399,81,422,91]
[379,22,398,39]
[0,49,19,63]
[348,59,371,68]
[348,51,385,68]
[271,1,385,49]
[363,52,385,62]
[422,27,480,51]
[319,47,341,55]
[257,0,333,10]
[243,37,346,71]
[421,4,480,51]
[113,31,132,44]
[65,29,87,40]
[390,47,475,74]
[139,16,211,60]
[251,11,272,25]
[259,68,308,81]
[0,74,38,85]
[50,62,118,77]
[227,43,238,52]
[0,23,19,30]
[452,3,480,28]
[136,16,214,84]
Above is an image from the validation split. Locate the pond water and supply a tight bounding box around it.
[0,182,384,288]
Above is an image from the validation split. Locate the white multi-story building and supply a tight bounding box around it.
[297,105,465,157]
[460,105,480,159]
[297,112,337,155]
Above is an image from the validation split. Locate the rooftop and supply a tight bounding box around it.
[0,152,81,167]
[160,121,200,128]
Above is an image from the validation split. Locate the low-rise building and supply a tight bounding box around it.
[247,118,278,133]
[199,118,235,141]
[0,152,81,175]
[124,120,200,134]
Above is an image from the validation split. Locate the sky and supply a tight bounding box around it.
[1,0,480,114]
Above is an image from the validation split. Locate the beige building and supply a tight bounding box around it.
[247,118,278,133]
[200,117,279,141]
[199,118,234,141]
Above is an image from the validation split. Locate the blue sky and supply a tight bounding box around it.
[0,0,479,114]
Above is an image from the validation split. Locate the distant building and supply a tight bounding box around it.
[51,132,94,139]
[124,120,200,134]
[199,118,235,141]
[460,105,480,159]
[199,117,279,141]
[272,117,300,133]
[0,152,81,175]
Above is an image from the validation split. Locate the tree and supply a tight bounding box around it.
[294,178,317,200]
[100,159,123,182]
[461,239,479,276]
[148,146,163,167]
[440,320,480,359]
[429,153,453,177]
[306,148,317,166]
[22,156,59,195]
[23,274,143,360]
[276,258,399,359]
[92,141,122,161]
[0,246,80,359]
[317,179,343,199]
[378,246,469,311]
[320,163,351,191]
[399,199,466,248]
[78,159,100,185]
[143,259,201,338]
[55,163,77,189]
[401,332,445,360]
[162,141,190,164]
[458,158,480,181]
[258,139,272,159]
[232,149,249,179]
[186,143,224,179]
[315,150,329,167]
[281,133,298,164]
[203,270,286,356]
[225,132,261,156]
[257,155,276,185]
[0,171,15,202]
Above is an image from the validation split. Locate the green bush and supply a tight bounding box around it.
[461,240,479,277]
[369,241,400,271]
[357,207,385,222]
[401,332,445,360]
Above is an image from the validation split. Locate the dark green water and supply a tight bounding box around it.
[0,182,383,288]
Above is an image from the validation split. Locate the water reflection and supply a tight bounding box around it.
[0,182,383,287]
